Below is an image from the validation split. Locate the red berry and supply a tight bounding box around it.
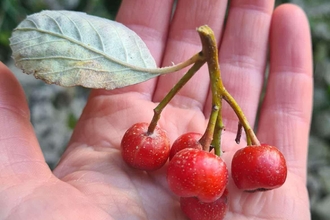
[169,132,203,160]
[231,144,287,192]
[180,189,228,220]
[121,122,170,171]
[167,148,228,203]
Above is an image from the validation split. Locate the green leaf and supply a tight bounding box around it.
[10,10,158,90]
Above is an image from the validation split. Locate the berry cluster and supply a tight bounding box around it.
[120,26,287,220]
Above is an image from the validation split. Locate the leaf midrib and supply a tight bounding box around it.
[12,27,157,73]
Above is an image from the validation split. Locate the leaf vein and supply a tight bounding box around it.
[40,66,144,75]
[45,13,64,35]
[25,18,39,28]
[15,55,104,62]
[111,22,129,62]
[14,39,67,53]
[133,35,148,67]
[40,66,111,74]
[10,35,43,46]
[14,27,158,73]
[83,16,105,52]
[58,11,83,41]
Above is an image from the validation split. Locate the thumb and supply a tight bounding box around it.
[0,62,51,184]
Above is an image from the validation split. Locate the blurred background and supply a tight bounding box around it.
[0,0,329,219]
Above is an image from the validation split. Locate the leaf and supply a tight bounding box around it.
[10,10,158,90]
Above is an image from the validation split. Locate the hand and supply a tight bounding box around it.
[0,1,312,219]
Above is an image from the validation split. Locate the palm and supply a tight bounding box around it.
[0,1,312,220]
[52,96,310,220]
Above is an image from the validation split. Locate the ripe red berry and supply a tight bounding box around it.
[169,132,203,160]
[121,122,170,171]
[180,189,228,220]
[167,148,228,203]
[231,144,287,192]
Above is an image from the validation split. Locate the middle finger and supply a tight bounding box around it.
[153,0,228,111]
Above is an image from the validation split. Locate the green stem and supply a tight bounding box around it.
[129,52,204,75]
[197,26,224,153]
[221,89,260,146]
[156,52,204,74]
[211,100,224,156]
[199,104,220,152]
[196,25,260,148]
[147,59,206,134]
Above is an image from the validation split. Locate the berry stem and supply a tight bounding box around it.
[199,104,220,152]
[147,58,206,134]
[221,90,260,146]
[212,104,224,156]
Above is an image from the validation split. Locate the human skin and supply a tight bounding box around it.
[0,1,312,219]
